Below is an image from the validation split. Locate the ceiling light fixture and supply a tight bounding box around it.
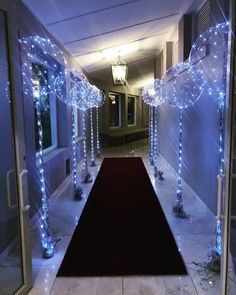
[111,55,128,86]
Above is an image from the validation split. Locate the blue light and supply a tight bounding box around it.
[90,108,96,166]
[95,107,101,157]
[19,35,67,258]
[141,80,164,178]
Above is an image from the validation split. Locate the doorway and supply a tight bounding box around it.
[0,2,32,295]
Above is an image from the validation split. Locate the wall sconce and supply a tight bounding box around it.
[111,55,128,85]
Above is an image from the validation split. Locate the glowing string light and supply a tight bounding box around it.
[82,110,92,183]
[149,106,154,165]
[162,59,203,218]
[141,81,164,177]
[35,94,55,258]
[153,106,158,176]
[69,75,93,183]
[71,108,83,199]
[153,107,164,179]
[173,108,184,216]
[90,108,96,166]
[95,106,101,157]
[188,22,228,271]
[54,69,84,199]
[19,35,67,258]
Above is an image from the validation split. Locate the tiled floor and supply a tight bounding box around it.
[3,138,232,295]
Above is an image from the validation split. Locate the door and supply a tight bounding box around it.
[221,0,236,294]
[0,1,32,295]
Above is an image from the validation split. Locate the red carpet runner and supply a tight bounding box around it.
[57,157,187,276]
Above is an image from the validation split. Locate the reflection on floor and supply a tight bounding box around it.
[23,139,234,294]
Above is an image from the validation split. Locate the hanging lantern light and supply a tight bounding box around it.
[111,55,128,85]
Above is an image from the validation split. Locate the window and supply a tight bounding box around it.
[194,0,213,40]
[127,96,136,125]
[32,63,57,152]
[109,92,121,127]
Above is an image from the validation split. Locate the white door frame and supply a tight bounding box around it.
[0,0,33,294]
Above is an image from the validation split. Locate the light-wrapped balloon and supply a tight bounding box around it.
[141,80,164,179]
[70,76,94,183]
[141,80,164,107]
[141,83,155,165]
[189,23,229,272]
[54,68,84,199]
[88,85,100,166]
[88,85,106,165]
[70,74,92,111]
[20,36,67,96]
[19,36,67,259]
[162,62,203,109]
[162,61,203,218]
[189,23,228,107]
[53,69,70,104]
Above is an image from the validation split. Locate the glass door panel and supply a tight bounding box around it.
[0,5,32,295]
[222,1,236,293]
[226,39,236,295]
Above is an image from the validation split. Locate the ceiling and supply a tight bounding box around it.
[22,0,202,88]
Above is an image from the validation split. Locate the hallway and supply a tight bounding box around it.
[24,139,221,295]
[0,0,236,294]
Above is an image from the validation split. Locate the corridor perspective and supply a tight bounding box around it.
[0,0,236,295]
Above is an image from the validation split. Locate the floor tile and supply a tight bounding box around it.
[51,277,122,295]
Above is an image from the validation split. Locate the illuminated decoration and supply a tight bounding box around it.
[55,69,103,183]
[162,61,203,218]
[111,55,128,85]
[86,85,105,166]
[149,106,154,165]
[34,90,55,258]
[89,108,96,166]
[95,91,105,157]
[153,79,165,180]
[88,85,100,166]
[95,107,101,157]
[70,75,93,183]
[19,36,67,258]
[20,36,66,96]
[69,74,104,181]
[189,23,228,272]
[81,110,92,182]
[71,109,83,200]
[54,68,84,200]
[141,80,164,179]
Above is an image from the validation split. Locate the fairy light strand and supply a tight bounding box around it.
[82,110,92,183]
[96,106,101,157]
[149,106,154,165]
[35,96,55,258]
[153,107,158,175]
[153,106,164,180]
[177,110,183,205]
[19,35,67,258]
[71,108,83,199]
[90,108,96,166]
